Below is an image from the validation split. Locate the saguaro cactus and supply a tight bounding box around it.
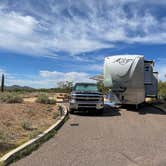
[1,74,5,92]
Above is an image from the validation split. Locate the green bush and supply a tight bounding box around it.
[36,94,56,104]
[158,81,166,100]
[0,93,23,103]
[21,121,32,130]
[0,131,6,143]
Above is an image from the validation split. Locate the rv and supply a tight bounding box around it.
[103,55,158,108]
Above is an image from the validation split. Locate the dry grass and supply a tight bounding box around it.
[22,93,69,103]
[36,94,56,104]
[0,102,59,157]
[0,93,23,103]
[23,97,37,103]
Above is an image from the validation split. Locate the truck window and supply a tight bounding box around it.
[74,84,98,92]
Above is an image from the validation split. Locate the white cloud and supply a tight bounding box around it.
[155,58,166,81]
[0,68,5,76]
[0,0,165,57]
[0,12,37,35]
[157,66,166,81]
[53,38,113,54]
[87,64,103,72]
[0,10,57,57]
[40,70,95,83]
[3,70,95,88]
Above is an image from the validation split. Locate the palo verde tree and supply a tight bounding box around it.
[57,81,73,93]
[97,81,109,94]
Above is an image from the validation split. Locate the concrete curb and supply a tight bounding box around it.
[0,104,69,166]
[152,104,166,114]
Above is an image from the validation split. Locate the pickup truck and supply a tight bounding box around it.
[69,83,104,114]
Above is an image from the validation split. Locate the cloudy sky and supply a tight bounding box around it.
[0,0,166,88]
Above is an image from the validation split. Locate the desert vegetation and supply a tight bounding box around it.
[0,90,60,157]
[36,94,56,104]
[0,92,23,103]
[158,81,166,100]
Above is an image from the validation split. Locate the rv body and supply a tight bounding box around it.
[103,55,158,106]
[144,60,158,98]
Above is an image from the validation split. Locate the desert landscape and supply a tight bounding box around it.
[0,92,69,157]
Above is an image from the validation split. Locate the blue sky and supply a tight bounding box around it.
[0,0,166,88]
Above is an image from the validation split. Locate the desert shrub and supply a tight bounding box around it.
[52,105,62,119]
[45,106,53,112]
[0,93,23,103]
[36,94,56,104]
[0,130,15,154]
[0,131,6,143]
[158,81,166,100]
[0,130,10,144]
[21,121,32,130]
[52,112,58,119]
[29,130,42,139]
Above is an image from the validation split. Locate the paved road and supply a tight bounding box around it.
[12,105,166,166]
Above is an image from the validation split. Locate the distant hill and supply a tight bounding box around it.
[5,85,35,90]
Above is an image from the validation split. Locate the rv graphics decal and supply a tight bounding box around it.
[112,58,133,65]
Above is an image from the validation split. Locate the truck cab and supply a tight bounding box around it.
[69,83,104,113]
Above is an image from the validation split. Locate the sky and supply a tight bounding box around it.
[0,0,166,88]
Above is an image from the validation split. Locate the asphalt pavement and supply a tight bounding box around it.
[12,105,166,166]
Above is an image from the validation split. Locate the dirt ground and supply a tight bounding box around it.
[0,103,59,157]
[22,93,68,103]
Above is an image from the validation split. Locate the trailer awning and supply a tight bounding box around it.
[90,75,104,81]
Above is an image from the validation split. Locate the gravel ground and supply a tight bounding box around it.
[12,105,166,166]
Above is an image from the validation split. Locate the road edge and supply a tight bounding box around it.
[0,104,69,166]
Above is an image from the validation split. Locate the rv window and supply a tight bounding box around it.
[145,66,149,71]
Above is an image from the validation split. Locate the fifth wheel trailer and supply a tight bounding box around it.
[103,55,158,107]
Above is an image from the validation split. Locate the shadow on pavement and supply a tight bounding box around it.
[138,106,166,115]
[123,104,166,115]
[70,105,121,117]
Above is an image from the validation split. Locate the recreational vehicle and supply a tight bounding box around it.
[103,55,158,108]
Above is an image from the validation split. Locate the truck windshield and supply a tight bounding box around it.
[74,84,98,92]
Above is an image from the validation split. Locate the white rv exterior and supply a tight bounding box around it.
[103,55,158,106]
